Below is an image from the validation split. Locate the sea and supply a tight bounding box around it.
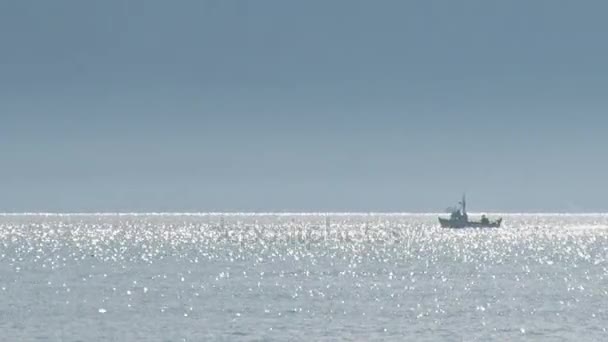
[0,213,607,341]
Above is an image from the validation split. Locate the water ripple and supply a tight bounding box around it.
[0,214,607,341]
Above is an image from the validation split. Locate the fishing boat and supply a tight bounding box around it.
[438,195,502,228]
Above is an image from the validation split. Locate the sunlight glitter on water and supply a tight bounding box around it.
[0,214,607,341]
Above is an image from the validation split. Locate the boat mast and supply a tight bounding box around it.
[462,193,467,215]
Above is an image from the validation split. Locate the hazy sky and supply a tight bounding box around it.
[1,1,607,212]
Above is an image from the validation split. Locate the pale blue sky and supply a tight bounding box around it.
[1,1,607,212]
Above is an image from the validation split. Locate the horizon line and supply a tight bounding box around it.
[1,212,608,216]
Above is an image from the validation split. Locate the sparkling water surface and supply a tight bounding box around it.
[1,214,607,341]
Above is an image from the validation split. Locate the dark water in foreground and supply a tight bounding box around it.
[1,214,607,341]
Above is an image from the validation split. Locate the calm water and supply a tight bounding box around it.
[1,214,607,341]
